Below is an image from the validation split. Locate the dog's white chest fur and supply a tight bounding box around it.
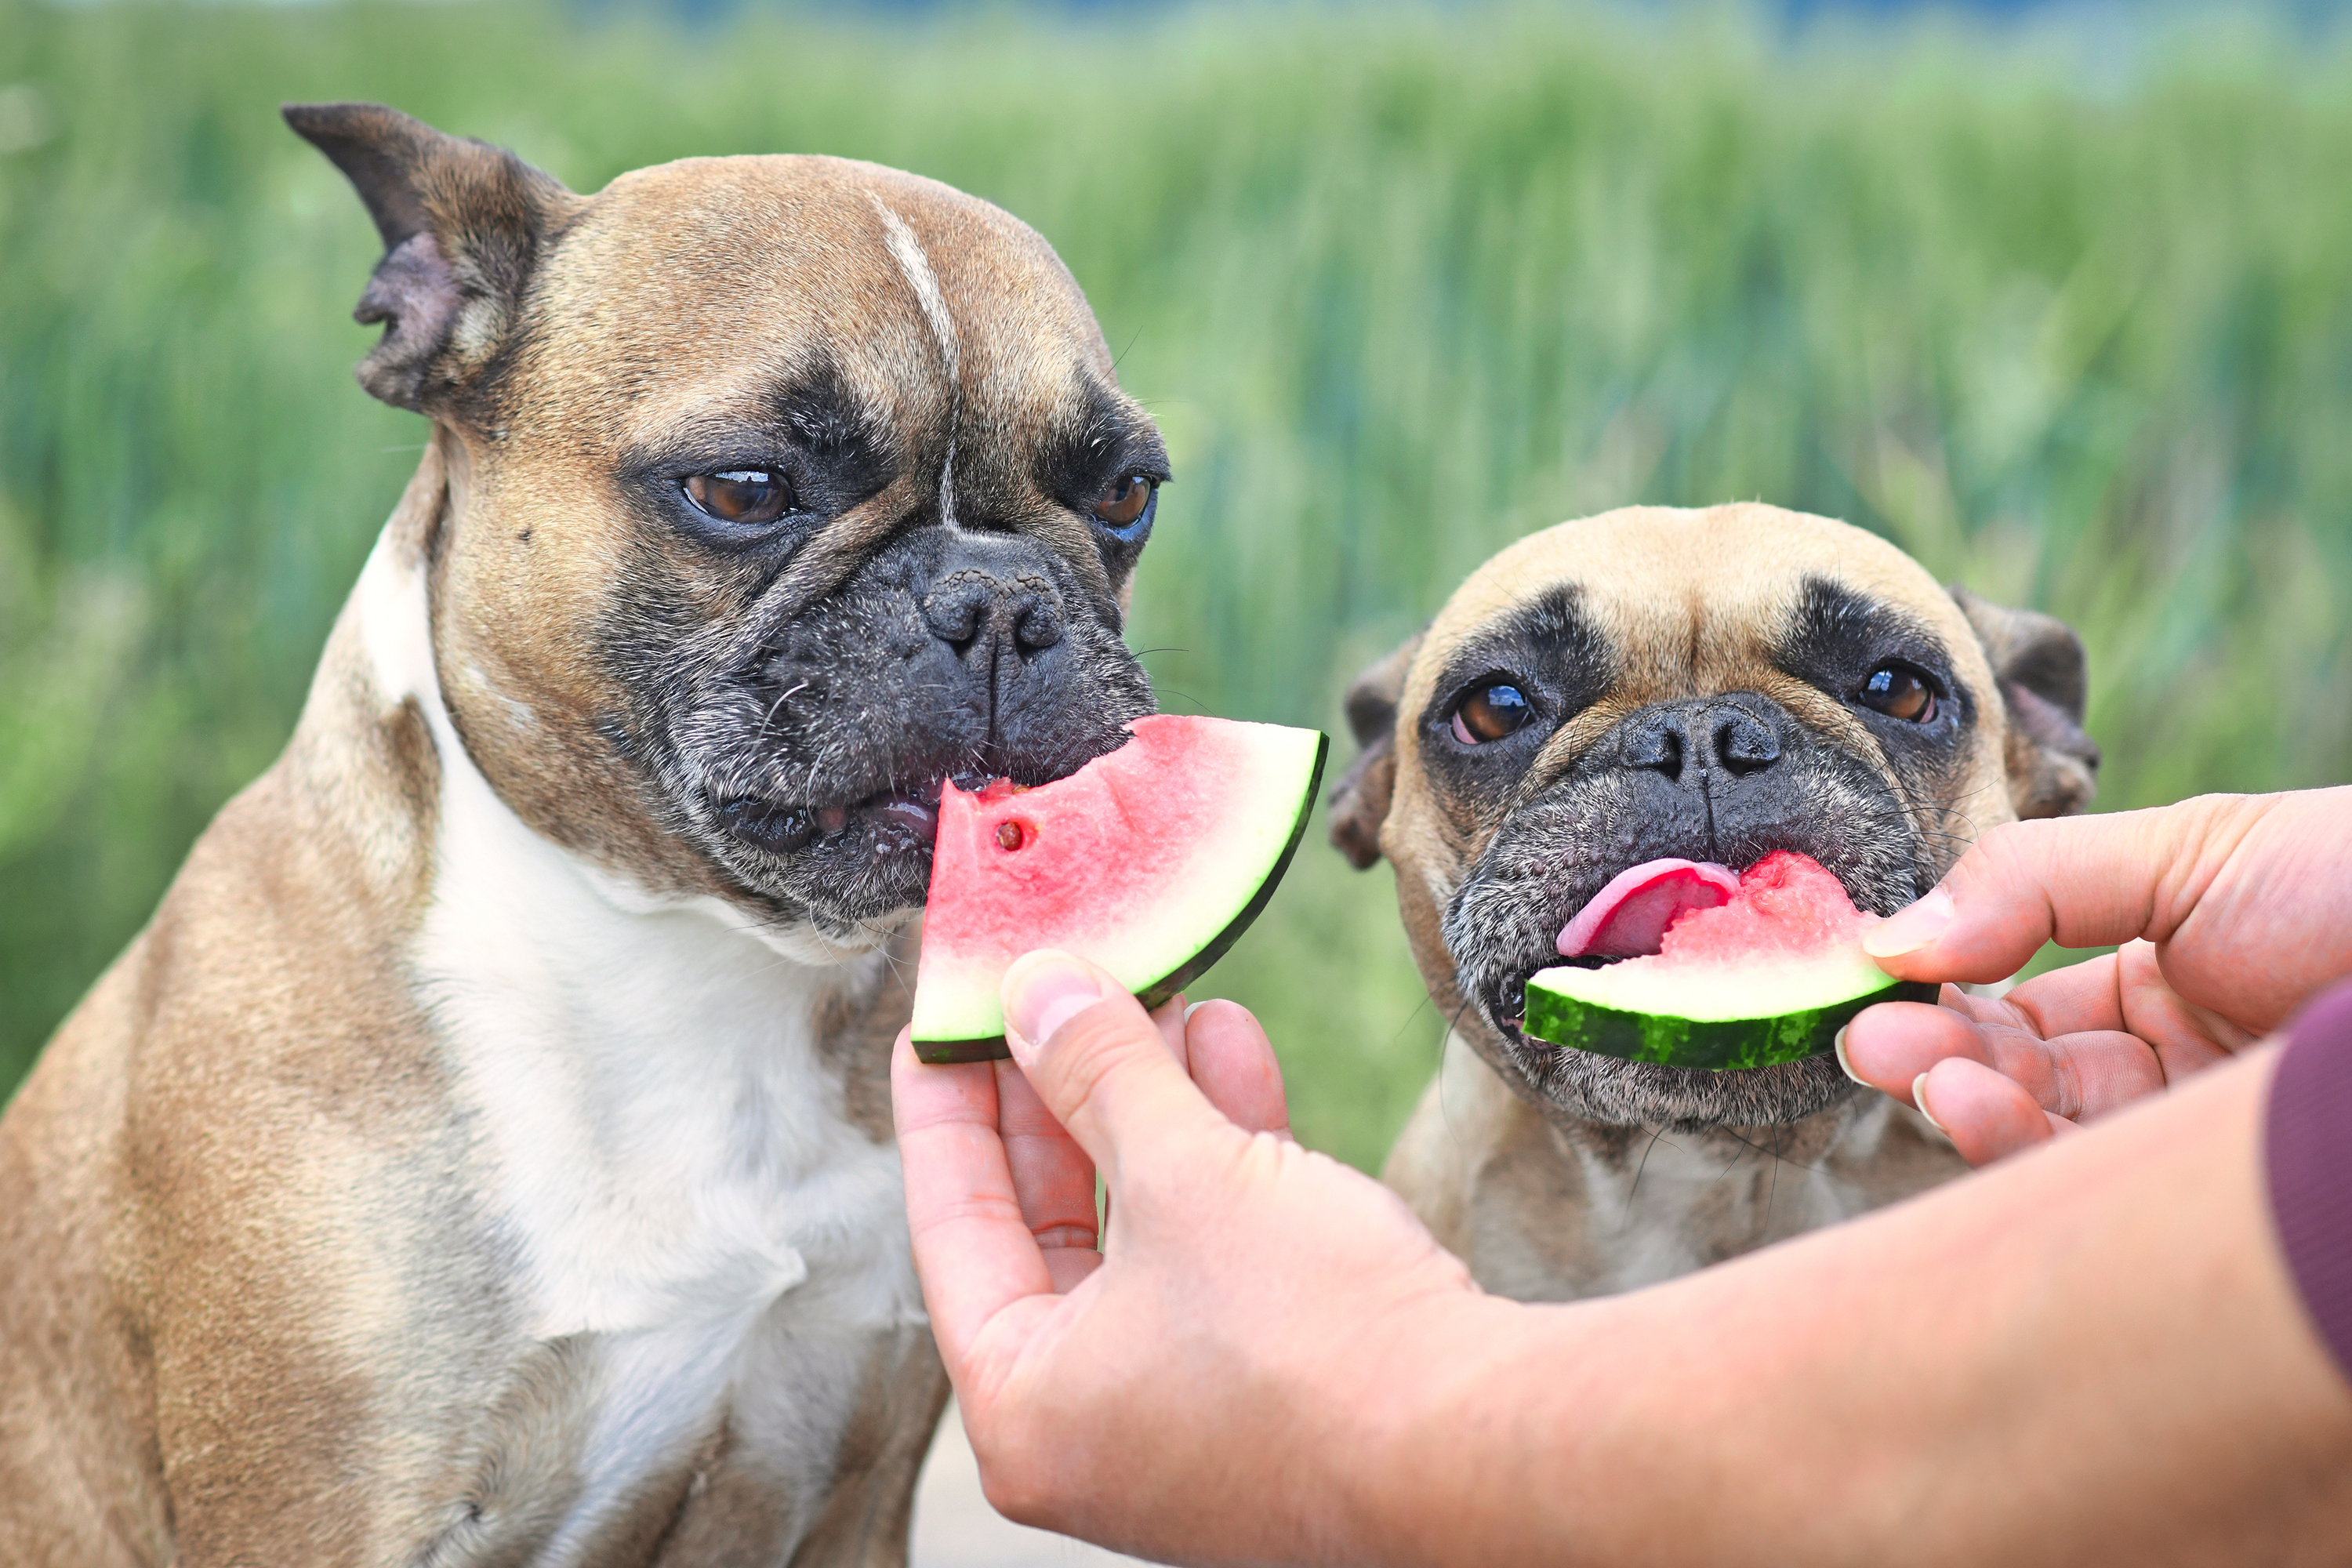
[363,535,921,1556]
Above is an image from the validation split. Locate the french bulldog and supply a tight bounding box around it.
[1330,503,2097,1300]
[0,103,1169,1564]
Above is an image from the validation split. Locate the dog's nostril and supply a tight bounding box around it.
[1626,726,1683,779]
[922,583,986,651]
[1013,600,1062,654]
[1715,716,1780,776]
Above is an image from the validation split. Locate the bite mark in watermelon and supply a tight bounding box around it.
[1524,851,1938,1072]
[911,715,1329,1063]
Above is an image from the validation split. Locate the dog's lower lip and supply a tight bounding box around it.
[717,784,942,853]
[718,796,815,854]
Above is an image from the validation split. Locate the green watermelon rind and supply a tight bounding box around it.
[914,731,1330,1065]
[1521,971,1940,1072]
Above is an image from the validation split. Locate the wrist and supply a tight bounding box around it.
[1316,1290,1586,1566]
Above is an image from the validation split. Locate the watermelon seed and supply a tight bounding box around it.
[995,821,1025,851]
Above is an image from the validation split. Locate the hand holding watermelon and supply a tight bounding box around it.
[892,935,2352,1564]
[910,716,1327,1062]
[1843,786,2352,1164]
[893,949,1477,1563]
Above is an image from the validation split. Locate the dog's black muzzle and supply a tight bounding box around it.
[1439,691,1936,1125]
[695,524,1155,926]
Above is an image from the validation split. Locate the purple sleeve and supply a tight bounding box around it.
[2266,976,2352,1385]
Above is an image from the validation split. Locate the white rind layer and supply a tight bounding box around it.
[1529,945,1901,1024]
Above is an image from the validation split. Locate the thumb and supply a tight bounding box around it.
[1001,950,1234,1182]
[1863,797,2260,985]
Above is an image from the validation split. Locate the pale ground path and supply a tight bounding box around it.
[913,1400,1157,1567]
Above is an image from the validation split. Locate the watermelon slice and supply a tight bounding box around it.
[1522,851,1938,1072]
[911,715,1329,1063]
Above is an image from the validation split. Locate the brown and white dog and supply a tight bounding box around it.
[1330,505,2098,1301]
[0,105,1171,1563]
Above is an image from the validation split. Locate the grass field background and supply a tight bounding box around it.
[3,0,2349,1168]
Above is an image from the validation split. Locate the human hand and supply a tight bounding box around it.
[1840,788,2352,1164]
[891,953,1480,1565]
[896,947,2352,1566]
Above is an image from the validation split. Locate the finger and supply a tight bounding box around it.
[2113,940,2260,1075]
[1151,993,1190,1068]
[989,1057,1103,1294]
[1914,1056,2075,1167]
[1842,992,2168,1121]
[1182,999,1291,1138]
[1990,946,2250,1067]
[1996,952,2132,1038]
[1838,1000,1994,1100]
[1987,949,2220,1114]
[1097,996,1196,1251]
[1863,797,2270,985]
[2026,1030,2171,1120]
[1936,985,2025,1026]
[1000,950,1237,1183]
[891,1027,1061,1373]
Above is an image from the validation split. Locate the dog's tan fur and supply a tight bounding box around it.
[1336,503,2095,1298]
[0,108,1162,1565]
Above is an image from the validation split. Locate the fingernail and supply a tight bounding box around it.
[1833,1026,1867,1087]
[1862,888,1955,960]
[1910,1071,1951,1136]
[1002,950,1106,1062]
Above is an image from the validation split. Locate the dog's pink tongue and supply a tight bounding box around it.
[1557,858,1741,959]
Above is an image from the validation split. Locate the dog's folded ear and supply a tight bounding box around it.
[284,103,574,416]
[1328,630,1425,869]
[1951,586,2100,819]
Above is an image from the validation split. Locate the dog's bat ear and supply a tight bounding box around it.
[1328,629,1426,869]
[283,102,574,416]
[1950,586,2100,820]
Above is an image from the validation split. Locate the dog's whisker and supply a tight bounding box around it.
[1621,1124,1669,1230]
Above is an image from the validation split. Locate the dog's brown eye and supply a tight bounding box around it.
[1859,664,1937,723]
[684,470,790,526]
[1452,683,1532,744]
[1093,474,1154,530]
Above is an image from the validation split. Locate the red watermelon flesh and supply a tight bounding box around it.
[1558,851,1870,962]
[1661,851,1875,959]
[910,714,1328,1062]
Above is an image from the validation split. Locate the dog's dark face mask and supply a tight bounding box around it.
[642,387,1165,933]
[292,103,1162,938]
[1329,506,2098,1131]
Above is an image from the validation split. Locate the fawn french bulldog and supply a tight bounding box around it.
[1331,504,2096,1300]
[0,103,1171,1564]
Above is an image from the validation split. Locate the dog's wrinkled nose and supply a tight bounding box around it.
[1620,700,1783,783]
[922,543,1065,662]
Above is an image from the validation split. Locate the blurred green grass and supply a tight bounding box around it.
[2,1,2348,1169]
